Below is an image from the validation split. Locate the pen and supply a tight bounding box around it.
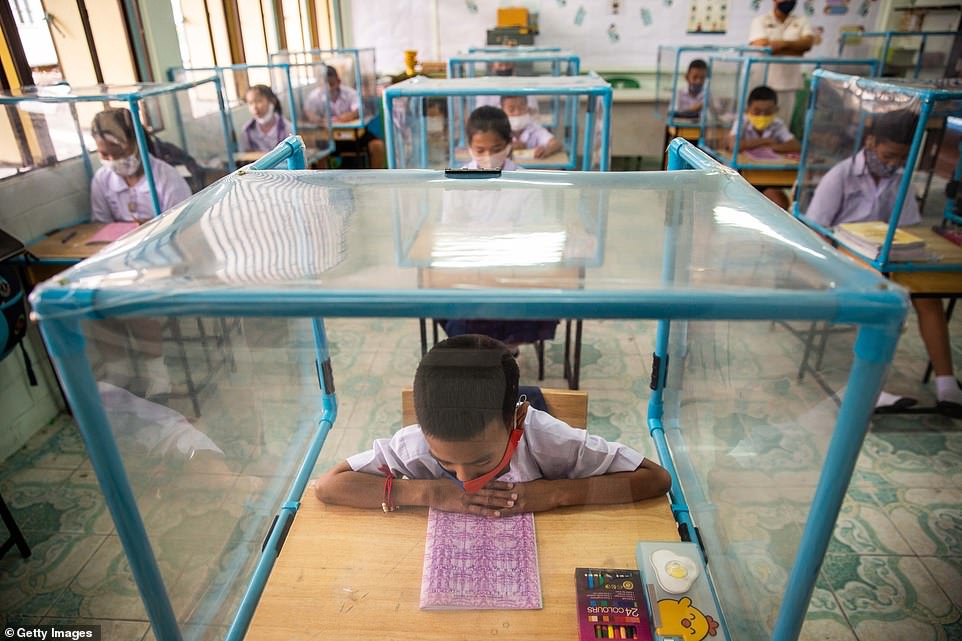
[61,230,77,244]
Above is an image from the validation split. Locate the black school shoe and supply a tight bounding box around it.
[936,400,962,419]
[873,396,919,414]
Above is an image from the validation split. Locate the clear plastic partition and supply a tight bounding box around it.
[170,64,333,162]
[447,50,580,79]
[656,46,768,125]
[384,75,612,171]
[30,163,904,641]
[840,31,962,79]
[0,81,233,205]
[703,57,879,168]
[271,48,378,127]
[796,73,962,246]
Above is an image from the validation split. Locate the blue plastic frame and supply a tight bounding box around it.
[838,30,962,79]
[793,69,962,272]
[30,136,907,641]
[0,77,234,219]
[268,48,378,129]
[468,45,563,53]
[382,74,612,171]
[656,45,771,128]
[699,55,880,173]
[166,62,335,166]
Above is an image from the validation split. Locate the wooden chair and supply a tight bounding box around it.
[401,386,588,429]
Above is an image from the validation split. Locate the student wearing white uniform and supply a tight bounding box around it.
[239,84,292,153]
[89,108,183,395]
[806,112,961,416]
[304,66,386,168]
[749,0,815,123]
[501,95,561,159]
[90,108,191,223]
[315,335,672,515]
[673,59,708,118]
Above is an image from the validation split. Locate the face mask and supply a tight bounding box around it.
[864,148,899,178]
[103,153,141,177]
[471,145,511,170]
[508,114,531,131]
[776,0,796,13]
[747,114,775,131]
[254,103,275,126]
[689,83,704,96]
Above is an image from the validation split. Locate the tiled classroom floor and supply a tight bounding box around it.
[1,310,960,641]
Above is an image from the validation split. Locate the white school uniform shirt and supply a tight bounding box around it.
[346,407,644,482]
[731,115,795,144]
[304,83,360,121]
[748,12,814,90]
[239,115,292,152]
[674,87,703,114]
[804,150,921,228]
[513,122,555,150]
[90,154,191,223]
[462,157,520,171]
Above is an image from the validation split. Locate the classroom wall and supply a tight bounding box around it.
[350,0,884,75]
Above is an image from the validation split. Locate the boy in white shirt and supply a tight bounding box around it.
[315,335,672,515]
[501,95,563,160]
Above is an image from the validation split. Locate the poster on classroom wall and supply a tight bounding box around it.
[349,0,881,73]
[687,0,730,34]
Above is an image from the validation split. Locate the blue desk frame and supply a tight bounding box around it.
[793,70,962,272]
[31,136,906,641]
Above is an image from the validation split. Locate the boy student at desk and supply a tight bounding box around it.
[315,335,672,515]
[304,66,386,168]
[502,94,562,160]
[90,108,191,223]
[728,85,800,210]
[805,111,962,417]
[673,59,708,119]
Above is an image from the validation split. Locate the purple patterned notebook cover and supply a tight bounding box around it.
[420,509,543,610]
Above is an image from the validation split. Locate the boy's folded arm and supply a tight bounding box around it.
[772,138,800,152]
[315,460,432,508]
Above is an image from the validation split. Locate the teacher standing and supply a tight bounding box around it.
[749,0,814,124]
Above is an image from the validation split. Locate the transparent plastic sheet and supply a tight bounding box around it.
[839,31,962,79]
[703,58,743,164]
[383,75,611,171]
[796,75,962,228]
[447,50,580,80]
[271,48,378,126]
[0,81,233,196]
[84,314,329,641]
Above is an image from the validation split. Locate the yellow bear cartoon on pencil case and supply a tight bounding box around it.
[657,597,719,640]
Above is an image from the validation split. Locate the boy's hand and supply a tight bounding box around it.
[427,479,517,517]
[533,146,547,158]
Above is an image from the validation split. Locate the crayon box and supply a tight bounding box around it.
[575,568,653,641]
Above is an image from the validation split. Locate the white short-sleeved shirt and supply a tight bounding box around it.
[513,122,555,150]
[804,150,921,228]
[731,115,795,143]
[674,87,703,114]
[748,13,814,90]
[90,154,192,223]
[462,157,520,171]
[304,84,360,121]
[239,115,292,152]
[346,407,644,483]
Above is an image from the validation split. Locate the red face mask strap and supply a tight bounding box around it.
[461,399,528,494]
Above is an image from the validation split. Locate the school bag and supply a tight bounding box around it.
[0,228,37,384]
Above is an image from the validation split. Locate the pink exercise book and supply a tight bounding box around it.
[419,509,543,610]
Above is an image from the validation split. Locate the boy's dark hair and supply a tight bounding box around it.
[246,84,283,117]
[870,110,919,146]
[466,106,512,146]
[748,85,778,105]
[413,334,520,440]
[326,66,339,80]
[688,59,707,73]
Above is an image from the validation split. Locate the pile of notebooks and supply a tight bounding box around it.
[834,221,929,262]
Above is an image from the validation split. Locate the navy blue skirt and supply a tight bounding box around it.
[440,319,559,344]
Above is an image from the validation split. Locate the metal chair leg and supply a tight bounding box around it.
[571,320,583,390]
[0,493,31,559]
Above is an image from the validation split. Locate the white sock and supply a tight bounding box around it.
[935,376,962,404]
[875,390,905,408]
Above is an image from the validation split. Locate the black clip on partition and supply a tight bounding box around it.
[444,167,502,179]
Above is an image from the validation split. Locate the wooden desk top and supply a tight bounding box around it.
[887,226,962,295]
[27,223,106,262]
[247,484,678,641]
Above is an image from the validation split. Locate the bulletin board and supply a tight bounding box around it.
[349,0,882,73]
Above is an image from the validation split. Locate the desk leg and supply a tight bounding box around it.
[419,319,428,357]
[571,320,583,390]
[0,493,31,559]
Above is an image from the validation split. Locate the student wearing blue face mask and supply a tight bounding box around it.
[749,0,814,123]
[805,112,962,417]
[673,59,707,119]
